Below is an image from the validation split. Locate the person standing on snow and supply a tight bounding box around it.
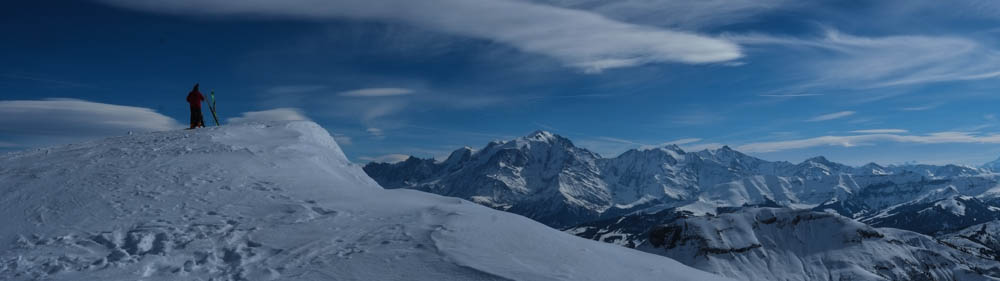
[186,83,206,129]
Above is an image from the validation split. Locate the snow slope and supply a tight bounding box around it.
[941,221,1000,261]
[638,208,1000,281]
[861,195,1000,235]
[0,121,733,281]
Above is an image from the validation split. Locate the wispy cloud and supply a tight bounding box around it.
[737,131,1000,153]
[806,111,855,122]
[339,88,414,97]
[850,129,908,134]
[366,127,386,140]
[227,108,311,124]
[900,103,942,111]
[731,29,1000,89]
[758,93,823,97]
[536,0,798,29]
[99,0,741,72]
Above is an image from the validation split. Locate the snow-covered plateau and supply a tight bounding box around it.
[0,121,734,281]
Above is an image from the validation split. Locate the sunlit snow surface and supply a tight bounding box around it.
[0,121,732,281]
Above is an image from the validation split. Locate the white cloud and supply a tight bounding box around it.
[900,104,941,111]
[731,29,1000,88]
[339,88,414,97]
[737,131,1000,153]
[359,154,411,163]
[227,108,311,124]
[366,128,385,139]
[534,0,797,29]
[98,0,741,72]
[850,129,909,134]
[758,93,823,97]
[806,111,855,122]
[0,99,180,140]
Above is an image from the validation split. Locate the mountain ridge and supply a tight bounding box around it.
[365,130,1000,228]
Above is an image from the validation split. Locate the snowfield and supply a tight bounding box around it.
[0,121,733,281]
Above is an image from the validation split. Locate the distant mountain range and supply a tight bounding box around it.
[364,130,1000,280]
[364,130,1000,229]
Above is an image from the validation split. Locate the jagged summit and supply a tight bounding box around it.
[514,130,575,148]
[0,121,731,281]
[527,129,556,140]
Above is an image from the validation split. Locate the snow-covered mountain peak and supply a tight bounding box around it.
[934,195,968,216]
[527,129,556,140]
[511,130,576,148]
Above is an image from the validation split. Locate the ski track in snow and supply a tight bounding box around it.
[0,121,733,281]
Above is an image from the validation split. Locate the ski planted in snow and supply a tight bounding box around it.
[208,90,220,126]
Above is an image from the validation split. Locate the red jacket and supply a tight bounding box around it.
[187,89,204,108]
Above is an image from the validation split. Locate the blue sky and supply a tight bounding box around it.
[4,0,1000,166]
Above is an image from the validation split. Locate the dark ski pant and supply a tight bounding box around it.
[190,106,205,128]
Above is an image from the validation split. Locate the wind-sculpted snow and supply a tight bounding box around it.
[0,122,734,281]
[638,208,1000,281]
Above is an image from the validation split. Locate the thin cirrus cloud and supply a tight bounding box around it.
[900,103,942,111]
[339,88,414,97]
[737,131,1000,153]
[97,0,742,72]
[806,111,855,122]
[758,93,823,97]
[730,29,1000,89]
[533,0,798,29]
[850,129,909,134]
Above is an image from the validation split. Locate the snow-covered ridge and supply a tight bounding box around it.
[0,121,732,281]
